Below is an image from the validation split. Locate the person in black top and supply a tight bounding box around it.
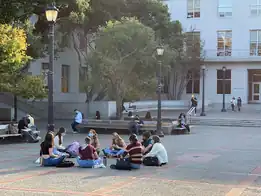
[237,97,242,112]
[191,95,198,115]
[40,132,65,166]
[18,116,30,133]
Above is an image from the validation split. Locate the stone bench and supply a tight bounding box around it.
[78,120,174,135]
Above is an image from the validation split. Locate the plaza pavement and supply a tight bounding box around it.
[1,125,261,195]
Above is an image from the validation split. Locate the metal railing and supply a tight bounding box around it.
[186,107,195,124]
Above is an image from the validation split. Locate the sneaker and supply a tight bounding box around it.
[72,131,78,134]
[194,114,196,116]
[36,136,41,140]
[35,157,41,164]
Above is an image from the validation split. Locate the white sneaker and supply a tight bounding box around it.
[73,131,78,134]
[36,136,41,140]
[194,114,196,116]
[35,157,41,164]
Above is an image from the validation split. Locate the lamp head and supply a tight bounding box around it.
[156,46,164,56]
[45,4,58,22]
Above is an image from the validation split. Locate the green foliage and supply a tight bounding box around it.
[0,24,47,99]
[88,18,157,117]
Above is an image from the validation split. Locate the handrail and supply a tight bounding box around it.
[186,107,195,124]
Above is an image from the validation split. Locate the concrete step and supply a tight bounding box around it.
[190,118,261,127]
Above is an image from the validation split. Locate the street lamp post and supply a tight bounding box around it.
[221,66,227,112]
[156,46,164,138]
[45,4,58,131]
[200,65,206,116]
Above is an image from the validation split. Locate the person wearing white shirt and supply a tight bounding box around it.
[71,109,83,133]
[144,135,168,166]
[54,127,66,151]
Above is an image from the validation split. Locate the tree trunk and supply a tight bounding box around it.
[116,96,123,120]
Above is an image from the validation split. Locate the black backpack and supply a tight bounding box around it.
[56,160,75,168]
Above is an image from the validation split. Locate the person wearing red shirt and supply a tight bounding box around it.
[77,136,102,168]
[123,134,143,169]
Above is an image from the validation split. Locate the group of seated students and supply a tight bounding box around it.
[39,128,168,169]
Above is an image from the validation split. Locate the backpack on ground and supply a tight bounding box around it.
[56,160,75,168]
[66,142,80,158]
[143,157,159,166]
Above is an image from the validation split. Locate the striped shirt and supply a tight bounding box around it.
[126,142,143,164]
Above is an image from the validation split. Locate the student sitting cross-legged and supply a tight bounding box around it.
[77,136,105,168]
[143,135,168,166]
[40,132,66,166]
[141,131,153,155]
[102,132,126,157]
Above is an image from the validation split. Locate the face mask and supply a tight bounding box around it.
[88,133,94,137]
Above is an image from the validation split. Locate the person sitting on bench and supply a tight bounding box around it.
[77,136,104,168]
[103,132,126,157]
[71,109,83,133]
[143,135,168,166]
[128,115,144,135]
[40,132,66,166]
[141,131,153,155]
[18,116,30,134]
[177,113,190,132]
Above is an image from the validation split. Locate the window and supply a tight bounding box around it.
[250,30,261,56]
[186,70,200,94]
[61,65,69,93]
[79,67,87,93]
[41,63,49,88]
[217,69,231,94]
[250,0,261,16]
[217,30,232,56]
[218,0,232,17]
[186,31,200,41]
[187,0,200,18]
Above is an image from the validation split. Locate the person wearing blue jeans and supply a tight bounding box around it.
[40,132,66,167]
[71,109,83,133]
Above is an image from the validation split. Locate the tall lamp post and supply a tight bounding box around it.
[156,46,164,138]
[221,66,227,112]
[200,65,206,116]
[45,4,58,131]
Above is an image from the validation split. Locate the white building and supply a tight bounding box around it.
[167,0,261,104]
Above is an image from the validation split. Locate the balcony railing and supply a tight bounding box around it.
[203,49,261,62]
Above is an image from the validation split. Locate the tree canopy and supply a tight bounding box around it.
[0,24,46,99]
[88,18,158,118]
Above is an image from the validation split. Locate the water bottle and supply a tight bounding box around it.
[103,156,107,166]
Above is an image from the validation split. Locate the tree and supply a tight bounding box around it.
[163,21,204,100]
[0,24,46,99]
[88,18,158,119]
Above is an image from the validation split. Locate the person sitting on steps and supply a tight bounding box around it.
[71,109,83,133]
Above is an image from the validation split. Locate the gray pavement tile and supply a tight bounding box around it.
[109,180,232,196]
[241,187,261,196]
[0,190,73,196]
[251,176,261,187]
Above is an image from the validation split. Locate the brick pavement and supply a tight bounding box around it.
[1,126,261,195]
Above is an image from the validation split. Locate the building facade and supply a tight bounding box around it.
[167,0,261,104]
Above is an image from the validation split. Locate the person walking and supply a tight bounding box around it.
[191,94,198,116]
[237,97,242,112]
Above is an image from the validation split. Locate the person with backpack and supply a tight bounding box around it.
[71,109,83,133]
[77,136,105,168]
[143,135,168,166]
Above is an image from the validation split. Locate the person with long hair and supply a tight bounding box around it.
[40,132,65,166]
[143,135,168,166]
[103,132,126,157]
[88,129,100,155]
[54,127,66,152]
